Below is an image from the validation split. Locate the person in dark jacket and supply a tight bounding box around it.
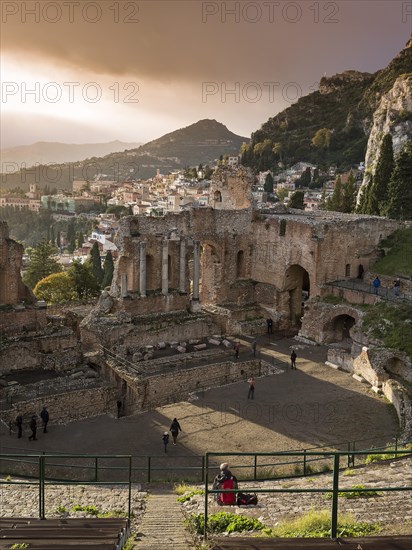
[15,414,23,438]
[170,418,182,445]
[290,350,297,369]
[28,416,37,441]
[162,432,169,453]
[40,406,49,433]
[212,463,238,505]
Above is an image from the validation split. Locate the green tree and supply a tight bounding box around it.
[312,128,331,150]
[367,134,395,215]
[288,190,305,209]
[102,251,114,288]
[276,187,288,202]
[89,241,104,284]
[23,241,61,288]
[77,231,84,248]
[386,141,412,220]
[56,231,61,249]
[356,184,369,213]
[319,187,327,210]
[327,175,343,211]
[264,172,274,193]
[68,234,77,254]
[300,167,312,187]
[342,171,357,213]
[68,260,100,300]
[33,272,77,304]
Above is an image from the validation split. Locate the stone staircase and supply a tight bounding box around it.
[135,487,194,549]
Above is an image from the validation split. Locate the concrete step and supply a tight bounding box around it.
[136,490,193,549]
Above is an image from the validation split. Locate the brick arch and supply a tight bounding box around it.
[322,306,361,344]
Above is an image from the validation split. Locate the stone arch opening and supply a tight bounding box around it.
[284,264,310,323]
[324,314,356,344]
[146,254,155,291]
[214,190,222,203]
[237,250,246,278]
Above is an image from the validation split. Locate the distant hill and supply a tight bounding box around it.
[242,36,412,171]
[1,140,142,167]
[1,120,248,189]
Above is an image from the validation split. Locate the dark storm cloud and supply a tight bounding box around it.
[2,1,411,83]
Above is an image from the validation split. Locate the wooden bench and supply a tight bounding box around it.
[210,535,412,549]
[0,517,129,550]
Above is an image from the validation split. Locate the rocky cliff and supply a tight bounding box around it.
[359,73,412,194]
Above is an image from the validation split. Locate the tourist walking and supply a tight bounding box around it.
[234,342,240,360]
[28,416,37,441]
[247,377,255,399]
[170,417,182,445]
[15,414,23,439]
[393,278,400,298]
[40,406,49,433]
[373,276,381,295]
[162,432,169,453]
[290,349,297,369]
[251,339,257,357]
[266,318,273,334]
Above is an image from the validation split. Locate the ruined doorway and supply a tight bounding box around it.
[324,314,356,344]
[284,264,310,324]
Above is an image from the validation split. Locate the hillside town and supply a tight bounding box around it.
[0,156,365,264]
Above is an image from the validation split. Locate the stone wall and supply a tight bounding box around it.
[0,222,33,305]
[382,379,412,440]
[106,357,274,414]
[0,308,48,335]
[0,330,80,374]
[1,386,118,427]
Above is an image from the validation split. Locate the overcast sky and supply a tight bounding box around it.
[1,0,411,147]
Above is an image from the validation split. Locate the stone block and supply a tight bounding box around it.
[179,342,187,348]
[208,338,221,346]
[222,339,232,348]
[352,373,365,383]
[133,352,143,362]
[188,339,200,345]
[371,385,382,394]
[169,341,179,348]
[193,344,207,351]
[176,346,187,353]
[144,352,154,361]
[157,342,166,349]
[325,361,340,370]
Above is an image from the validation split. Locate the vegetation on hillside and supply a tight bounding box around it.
[242,39,411,173]
[373,227,412,277]
[361,302,412,358]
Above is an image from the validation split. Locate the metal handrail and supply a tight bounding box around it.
[203,449,412,540]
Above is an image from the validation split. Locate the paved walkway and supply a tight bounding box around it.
[135,486,193,549]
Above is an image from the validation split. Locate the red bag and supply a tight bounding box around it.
[218,478,237,505]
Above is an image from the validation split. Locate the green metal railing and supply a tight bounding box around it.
[203,449,412,540]
[1,435,408,483]
[0,454,133,519]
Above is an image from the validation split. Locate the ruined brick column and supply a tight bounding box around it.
[192,240,200,301]
[162,238,169,295]
[179,238,186,294]
[121,273,128,298]
[139,241,147,297]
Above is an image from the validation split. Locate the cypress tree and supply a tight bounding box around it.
[342,171,357,213]
[102,251,114,288]
[367,134,395,215]
[264,172,274,193]
[327,175,343,211]
[386,141,412,220]
[90,241,104,284]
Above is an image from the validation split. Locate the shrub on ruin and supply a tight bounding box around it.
[34,272,77,304]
